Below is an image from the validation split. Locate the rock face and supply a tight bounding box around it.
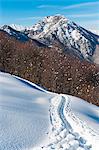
[0,31,99,106]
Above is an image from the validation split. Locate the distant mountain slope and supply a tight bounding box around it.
[0,25,29,41]
[9,24,27,31]
[10,24,33,32]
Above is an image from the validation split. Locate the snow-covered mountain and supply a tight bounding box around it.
[0,15,99,62]
[10,24,32,32]
[24,15,99,61]
[0,25,29,41]
[0,72,99,150]
[10,24,26,31]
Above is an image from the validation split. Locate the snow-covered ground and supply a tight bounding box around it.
[0,72,99,150]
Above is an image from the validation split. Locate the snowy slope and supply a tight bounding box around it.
[0,72,54,150]
[10,24,26,31]
[89,30,99,36]
[10,24,32,32]
[0,72,99,150]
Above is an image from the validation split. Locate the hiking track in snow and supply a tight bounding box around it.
[38,94,95,150]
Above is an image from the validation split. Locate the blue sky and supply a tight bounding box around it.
[0,0,99,30]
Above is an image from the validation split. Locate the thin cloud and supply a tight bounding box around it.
[37,5,59,9]
[37,2,99,10]
[63,1,99,9]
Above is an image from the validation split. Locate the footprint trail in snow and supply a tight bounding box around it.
[39,95,97,150]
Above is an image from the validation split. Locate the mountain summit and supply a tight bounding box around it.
[24,15,99,61]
